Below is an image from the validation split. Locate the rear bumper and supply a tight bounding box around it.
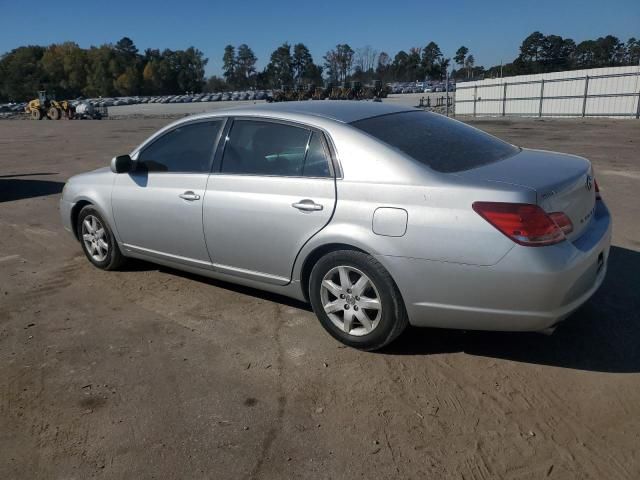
[378,200,612,332]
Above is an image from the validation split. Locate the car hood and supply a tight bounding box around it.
[69,166,111,182]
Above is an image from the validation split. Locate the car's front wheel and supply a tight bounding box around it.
[309,250,408,351]
[77,205,125,271]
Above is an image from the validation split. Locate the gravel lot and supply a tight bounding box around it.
[1,113,639,479]
[106,93,443,118]
[108,99,264,118]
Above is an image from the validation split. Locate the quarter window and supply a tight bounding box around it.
[221,120,331,177]
[137,120,223,173]
[303,132,331,177]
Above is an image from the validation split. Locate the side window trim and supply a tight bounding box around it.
[301,132,313,176]
[135,118,227,174]
[211,116,233,174]
[214,116,336,179]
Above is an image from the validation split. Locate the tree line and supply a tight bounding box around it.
[202,33,640,90]
[213,41,454,88]
[470,32,640,79]
[0,38,207,102]
[1,33,639,101]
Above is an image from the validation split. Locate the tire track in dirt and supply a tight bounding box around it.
[19,261,80,303]
[462,442,493,480]
[510,374,635,480]
[379,355,547,478]
[246,303,288,480]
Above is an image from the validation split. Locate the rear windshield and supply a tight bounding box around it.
[350,111,519,173]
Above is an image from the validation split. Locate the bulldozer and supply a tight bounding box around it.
[312,85,328,100]
[268,80,389,103]
[294,83,315,101]
[25,91,75,120]
[361,80,389,99]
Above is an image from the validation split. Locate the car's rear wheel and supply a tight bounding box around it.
[309,250,408,351]
[77,206,125,270]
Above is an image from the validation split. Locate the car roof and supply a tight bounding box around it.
[212,101,416,124]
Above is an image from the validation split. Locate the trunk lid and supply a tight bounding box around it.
[458,148,596,241]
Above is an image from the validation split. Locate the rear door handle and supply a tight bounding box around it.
[292,200,323,211]
[179,191,201,201]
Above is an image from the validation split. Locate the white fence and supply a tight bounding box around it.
[455,65,640,118]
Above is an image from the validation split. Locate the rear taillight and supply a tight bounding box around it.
[548,212,574,235]
[472,202,567,247]
[594,178,601,200]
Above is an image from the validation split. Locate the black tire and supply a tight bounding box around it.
[48,107,61,120]
[31,109,42,120]
[309,250,408,351]
[77,205,126,271]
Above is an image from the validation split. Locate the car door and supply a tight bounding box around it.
[112,119,225,269]
[203,118,337,285]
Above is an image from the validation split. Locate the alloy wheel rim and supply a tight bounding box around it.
[320,266,382,336]
[81,215,109,262]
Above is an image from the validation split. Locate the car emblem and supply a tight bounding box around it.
[585,175,593,192]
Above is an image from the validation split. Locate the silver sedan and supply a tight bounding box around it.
[60,102,611,350]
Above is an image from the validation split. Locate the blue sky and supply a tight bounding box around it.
[1,0,638,76]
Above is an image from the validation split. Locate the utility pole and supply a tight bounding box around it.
[445,70,450,117]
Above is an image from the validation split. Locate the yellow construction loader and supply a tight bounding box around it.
[25,91,74,120]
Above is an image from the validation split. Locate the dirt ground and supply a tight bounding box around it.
[103,92,436,117]
[1,115,639,480]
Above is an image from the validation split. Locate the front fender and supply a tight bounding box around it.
[61,170,119,243]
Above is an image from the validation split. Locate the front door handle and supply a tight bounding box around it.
[179,191,201,201]
[292,199,323,211]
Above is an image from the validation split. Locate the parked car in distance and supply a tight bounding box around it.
[60,102,611,350]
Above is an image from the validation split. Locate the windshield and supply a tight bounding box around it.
[350,111,519,173]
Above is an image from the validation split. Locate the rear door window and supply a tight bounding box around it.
[137,120,223,173]
[221,120,331,177]
[350,111,519,173]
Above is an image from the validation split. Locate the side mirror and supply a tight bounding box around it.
[110,154,133,173]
